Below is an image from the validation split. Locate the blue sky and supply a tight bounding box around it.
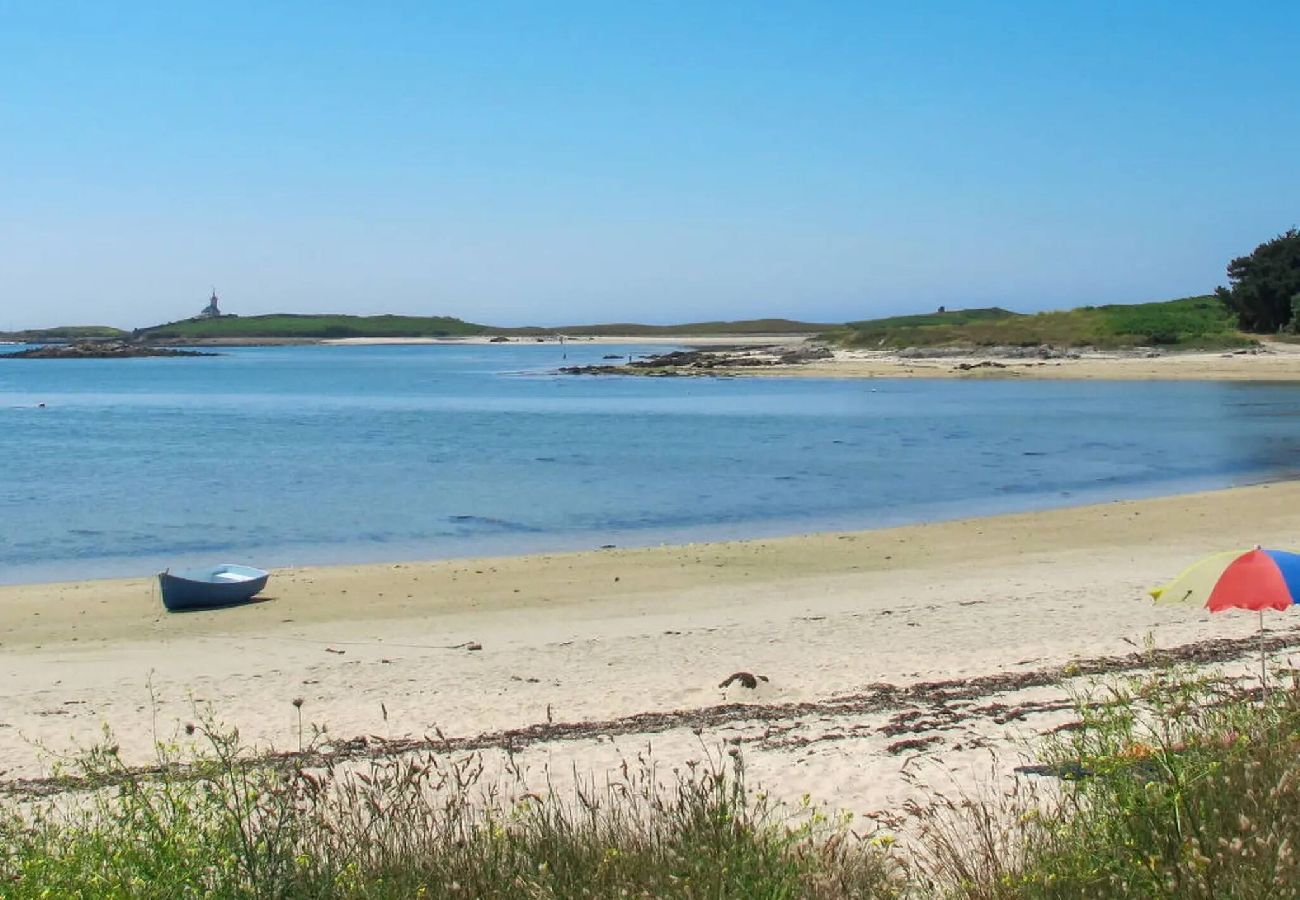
[2,1,1297,329]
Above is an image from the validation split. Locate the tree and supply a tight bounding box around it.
[1215,229,1300,332]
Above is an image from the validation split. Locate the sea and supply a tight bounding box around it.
[2,341,1299,584]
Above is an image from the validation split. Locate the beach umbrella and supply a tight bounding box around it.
[1150,547,1300,691]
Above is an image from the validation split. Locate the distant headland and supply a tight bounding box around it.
[4,226,1298,364]
[0,293,1277,353]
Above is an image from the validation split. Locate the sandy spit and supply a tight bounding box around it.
[2,482,1299,831]
[723,340,1300,381]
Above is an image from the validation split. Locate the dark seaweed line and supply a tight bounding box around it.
[6,626,1299,800]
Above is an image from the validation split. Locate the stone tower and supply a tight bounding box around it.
[199,289,221,319]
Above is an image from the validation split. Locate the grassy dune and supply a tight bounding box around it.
[831,296,1252,350]
[0,738,901,899]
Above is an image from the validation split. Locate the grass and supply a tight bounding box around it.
[4,667,1299,897]
[0,728,902,898]
[504,319,836,336]
[0,325,129,342]
[922,666,1300,899]
[830,296,1253,350]
[137,314,491,340]
[137,315,836,341]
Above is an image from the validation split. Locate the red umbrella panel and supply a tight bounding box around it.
[1150,548,1300,612]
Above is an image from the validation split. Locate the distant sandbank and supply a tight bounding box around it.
[562,339,1300,381]
[744,341,1300,381]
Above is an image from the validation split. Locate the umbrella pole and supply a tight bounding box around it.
[1259,609,1268,701]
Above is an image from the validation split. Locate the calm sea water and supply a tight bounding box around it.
[2,342,1299,584]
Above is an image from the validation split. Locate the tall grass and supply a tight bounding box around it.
[833,295,1250,350]
[0,727,902,898]
[922,667,1300,899]
[6,666,1299,897]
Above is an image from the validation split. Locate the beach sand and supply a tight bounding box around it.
[3,482,1299,833]
[705,340,1300,381]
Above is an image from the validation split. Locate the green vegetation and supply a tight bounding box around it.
[842,307,1020,331]
[1216,228,1300,333]
[829,296,1252,350]
[0,325,128,342]
[4,665,1297,897]
[927,667,1300,899]
[138,314,490,340]
[507,319,836,337]
[0,732,901,898]
[136,315,834,341]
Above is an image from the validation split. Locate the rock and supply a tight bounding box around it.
[1,342,217,359]
[776,346,833,364]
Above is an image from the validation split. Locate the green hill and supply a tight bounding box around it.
[136,315,834,341]
[829,296,1251,350]
[0,325,129,342]
[502,319,834,337]
[139,314,490,340]
[48,299,1250,350]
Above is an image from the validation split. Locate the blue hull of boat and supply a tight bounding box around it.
[158,565,269,611]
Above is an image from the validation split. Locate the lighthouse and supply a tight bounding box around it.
[198,289,221,319]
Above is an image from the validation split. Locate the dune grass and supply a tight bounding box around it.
[4,665,1298,897]
[832,296,1252,350]
[0,730,902,899]
[922,666,1300,899]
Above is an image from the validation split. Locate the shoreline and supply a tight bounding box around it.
[6,479,1297,633]
[3,472,1291,589]
[565,339,1300,381]
[40,332,1300,380]
[4,480,1299,821]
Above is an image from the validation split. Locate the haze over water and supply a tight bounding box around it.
[2,343,1299,584]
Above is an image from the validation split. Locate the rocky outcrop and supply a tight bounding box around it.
[560,344,832,376]
[1,342,217,359]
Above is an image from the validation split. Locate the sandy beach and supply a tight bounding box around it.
[625,339,1300,381]
[4,482,1299,833]
[328,334,1300,380]
[763,342,1300,381]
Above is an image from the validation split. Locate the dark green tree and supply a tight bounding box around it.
[1215,228,1300,332]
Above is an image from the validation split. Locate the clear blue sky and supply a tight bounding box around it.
[2,1,1297,329]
